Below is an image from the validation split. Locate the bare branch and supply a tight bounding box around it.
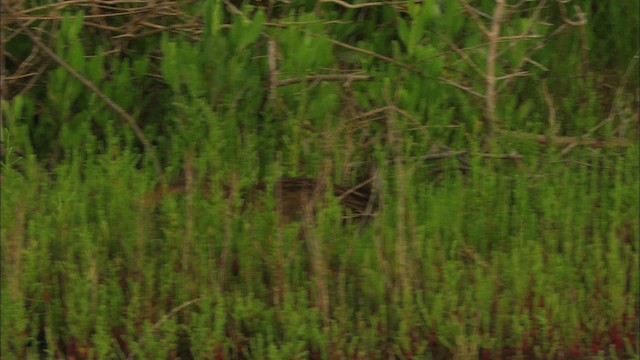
[498,34,543,41]
[320,0,423,9]
[558,3,587,27]
[438,77,486,99]
[350,106,394,122]
[275,74,372,87]
[458,0,490,36]
[524,57,549,72]
[318,35,421,73]
[222,0,244,17]
[495,71,529,81]
[484,0,506,138]
[498,130,631,148]
[542,80,557,135]
[267,36,279,100]
[498,0,549,92]
[420,150,467,161]
[479,151,523,160]
[441,34,486,77]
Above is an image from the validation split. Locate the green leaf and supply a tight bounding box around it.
[133,57,149,79]
[204,0,222,38]
[235,10,265,51]
[68,41,85,72]
[397,18,410,49]
[87,50,105,84]
[161,34,180,93]
[10,96,24,121]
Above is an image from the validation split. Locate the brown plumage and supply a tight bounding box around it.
[145,176,376,224]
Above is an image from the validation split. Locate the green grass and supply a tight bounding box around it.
[1,144,637,359]
[2,0,639,358]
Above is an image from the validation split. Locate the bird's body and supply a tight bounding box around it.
[145,176,376,225]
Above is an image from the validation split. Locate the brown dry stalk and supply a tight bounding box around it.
[303,163,334,323]
[498,0,552,91]
[438,76,486,99]
[182,152,194,274]
[320,0,424,9]
[557,1,587,27]
[498,129,631,148]
[267,36,279,100]
[542,80,557,135]
[317,34,420,73]
[395,163,410,294]
[419,150,468,161]
[348,105,431,137]
[459,0,490,37]
[484,0,506,138]
[441,33,485,77]
[275,74,372,87]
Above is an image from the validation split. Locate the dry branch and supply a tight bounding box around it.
[320,0,423,9]
[419,150,467,161]
[541,80,557,135]
[438,76,486,99]
[317,35,420,73]
[267,36,279,100]
[459,0,490,36]
[275,74,372,87]
[498,130,631,148]
[484,0,506,138]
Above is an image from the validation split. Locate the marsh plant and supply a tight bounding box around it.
[1,0,638,358]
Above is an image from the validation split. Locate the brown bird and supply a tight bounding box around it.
[145,176,376,225]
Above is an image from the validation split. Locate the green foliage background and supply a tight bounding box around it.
[1,0,638,358]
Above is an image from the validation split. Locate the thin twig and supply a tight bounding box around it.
[558,2,587,27]
[419,150,468,161]
[495,71,529,81]
[222,0,245,18]
[524,57,549,72]
[479,152,522,160]
[336,176,375,201]
[348,105,430,137]
[484,0,506,138]
[275,74,372,87]
[267,36,279,100]
[498,0,549,92]
[316,35,421,73]
[542,80,557,135]
[350,106,392,122]
[438,76,486,99]
[440,34,486,77]
[498,129,630,148]
[498,34,543,41]
[458,0,490,37]
[320,0,423,9]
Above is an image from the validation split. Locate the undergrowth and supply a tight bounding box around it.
[1,0,638,359]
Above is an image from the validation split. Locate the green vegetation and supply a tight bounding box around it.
[1,0,638,359]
